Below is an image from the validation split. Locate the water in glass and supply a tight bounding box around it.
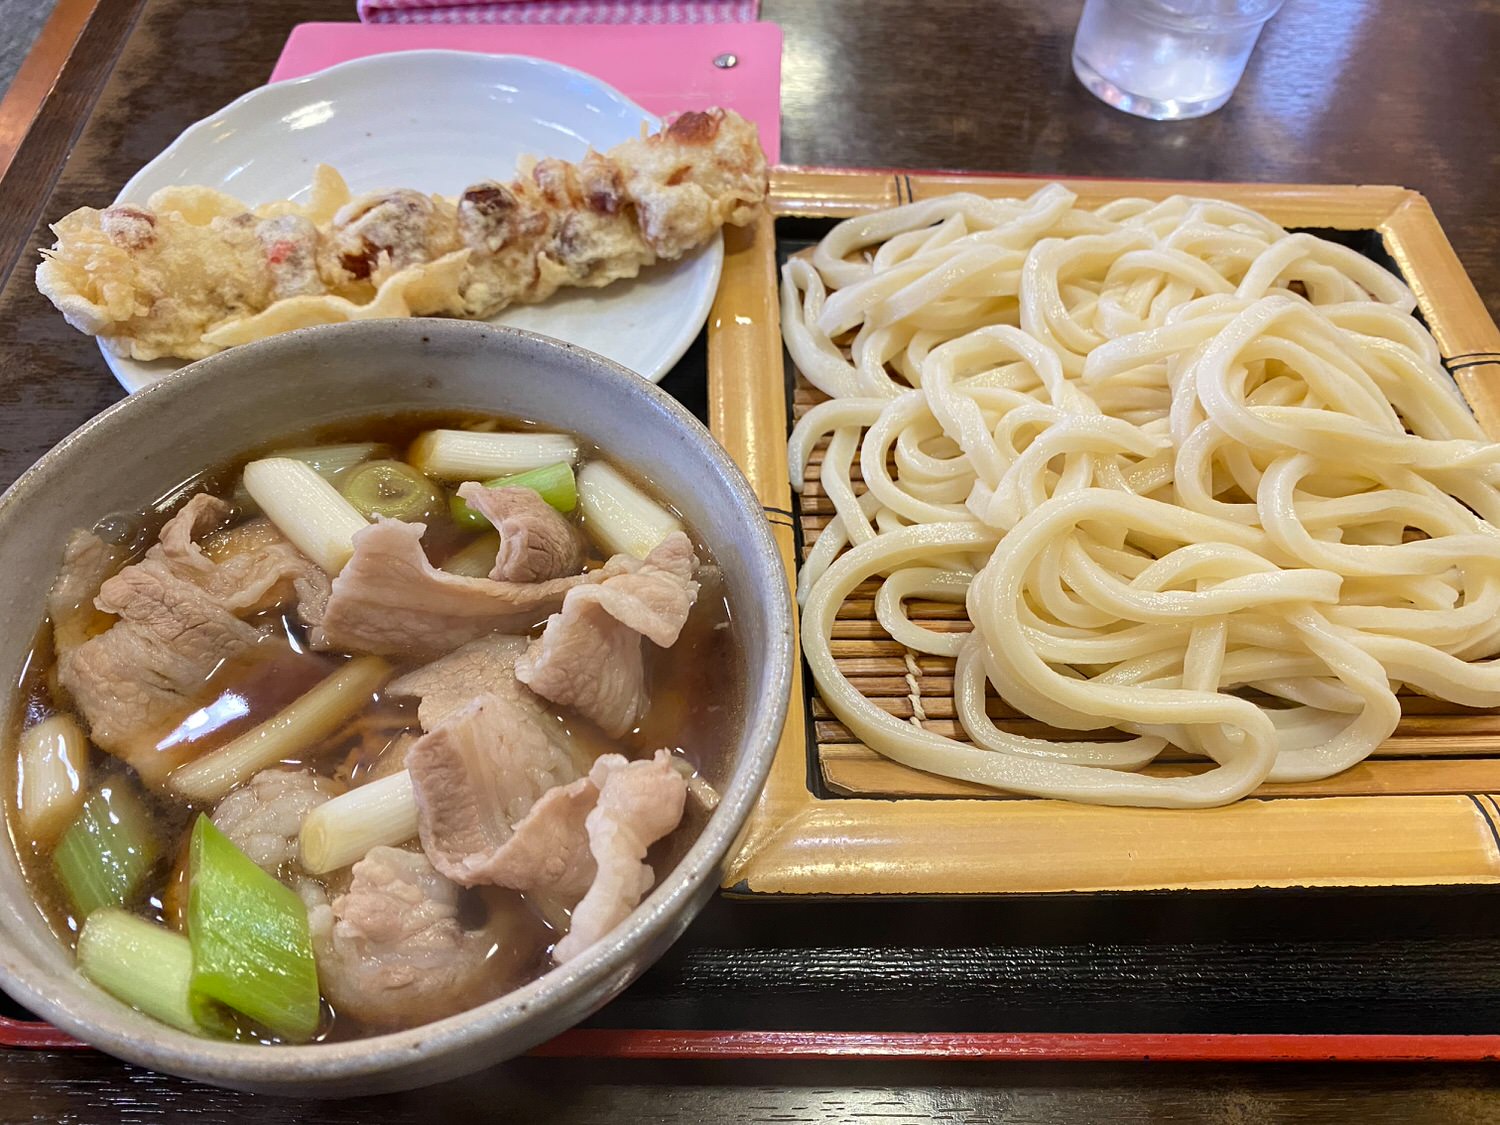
[1072,0,1285,120]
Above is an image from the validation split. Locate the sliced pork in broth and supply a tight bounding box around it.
[515,532,700,738]
[407,691,590,888]
[454,483,584,584]
[551,749,689,965]
[303,845,539,1032]
[315,517,628,657]
[55,495,329,786]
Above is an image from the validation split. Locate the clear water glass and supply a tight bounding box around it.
[1072,0,1285,120]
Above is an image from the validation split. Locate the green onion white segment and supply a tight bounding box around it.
[577,461,684,558]
[167,657,390,803]
[299,770,419,875]
[16,714,89,847]
[230,443,385,514]
[243,458,368,574]
[410,430,578,481]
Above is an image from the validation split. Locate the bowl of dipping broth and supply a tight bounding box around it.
[0,319,791,1094]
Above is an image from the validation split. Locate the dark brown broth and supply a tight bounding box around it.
[3,410,741,1042]
[152,638,339,765]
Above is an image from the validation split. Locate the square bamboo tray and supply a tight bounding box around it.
[707,168,1500,896]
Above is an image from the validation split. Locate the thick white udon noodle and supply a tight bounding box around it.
[785,184,1500,809]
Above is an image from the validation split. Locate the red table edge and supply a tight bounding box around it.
[532,1030,1500,1062]
[3,1017,1498,1061]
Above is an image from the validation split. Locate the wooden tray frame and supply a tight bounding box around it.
[709,167,1500,897]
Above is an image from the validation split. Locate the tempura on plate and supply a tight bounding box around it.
[35,108,768,361]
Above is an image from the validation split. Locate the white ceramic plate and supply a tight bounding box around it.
[106,51,723,390]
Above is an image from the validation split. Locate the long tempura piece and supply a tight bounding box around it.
[36,109,768,361]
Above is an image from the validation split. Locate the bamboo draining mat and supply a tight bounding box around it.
[710,168,1500,896]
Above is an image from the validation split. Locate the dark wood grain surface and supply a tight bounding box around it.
[3,0,1500,1120]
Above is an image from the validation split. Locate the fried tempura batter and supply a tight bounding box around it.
[37,109,767,361]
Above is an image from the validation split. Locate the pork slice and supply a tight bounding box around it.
[387,633,532,730]
[515,532,700,737]
[455,483,584,583]
[46,530,126,651]
[59,578,260,785]
[573,531,698,647]
[212,768,340,877]
[393,637,607,899]
[389,630,621,751]
[484,777,598,902]
[304,846,525,1030]
[56,495,326,785]
[316,518,630,658]
[406,692,587,888]
[156,498,328,621]
[551,749,688,964]
[512,599,647,741]
[198,516,331,627]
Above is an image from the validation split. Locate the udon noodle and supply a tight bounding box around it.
[784,184,1500,808]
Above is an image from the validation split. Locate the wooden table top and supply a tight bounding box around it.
[2,0,1500,1119]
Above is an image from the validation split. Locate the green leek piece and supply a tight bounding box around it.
[187,815,320,1043]
[77,909,201,1035]
[52,785,159,919]
[448,461,578,530]
[339,460,446,523]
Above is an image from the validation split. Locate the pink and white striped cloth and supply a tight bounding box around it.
[357,0,759,23]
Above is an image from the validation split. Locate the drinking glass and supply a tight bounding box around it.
[1072,0,1286,120]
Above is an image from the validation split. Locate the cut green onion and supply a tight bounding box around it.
[448,462,578,530]
[409,430,577,481]
[298,770,419,875]
[231,444,385,513]
[77,909,201,1035]
[52,784,159,919]
[576,461,683,559]
[448,494,486,531]
[342,459,447,528]
[187,815,321,1043]
[340,460,446,523]
[167,656,390,804]
[17,714,90,848]
[243,457,369,575]
[440,532,502,578]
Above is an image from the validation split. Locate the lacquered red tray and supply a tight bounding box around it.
[6,1017,1500,1062]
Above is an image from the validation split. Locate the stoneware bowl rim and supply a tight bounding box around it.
[0,319,792,1094]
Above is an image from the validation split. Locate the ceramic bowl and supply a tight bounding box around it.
[0,320,791,1095]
